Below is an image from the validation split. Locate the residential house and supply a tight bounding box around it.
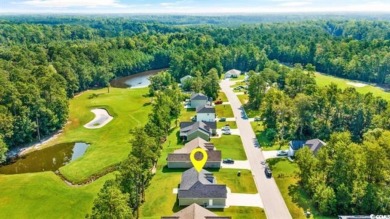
[178,168,227,207]
[224,69,241,79]
[196,105,216,122]
[167,137,221,169]
[180,75,193,84]
[190,93,209,108]
[180,121,217,141]
[288,139,326,157]
[161,203,231,219]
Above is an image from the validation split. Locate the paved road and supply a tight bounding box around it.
[220,79,292,219]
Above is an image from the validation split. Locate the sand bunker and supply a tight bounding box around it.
[347,82,367,88]
[84,109,113,129]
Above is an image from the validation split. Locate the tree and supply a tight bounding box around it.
[0,136,7,163]
[203,68,220,100]
[247,71,266,109]
[294,94,314,138]
[90,180,133,219]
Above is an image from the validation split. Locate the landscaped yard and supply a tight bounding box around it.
[217,121,237,129]
[268,158,334,219]
[315,72,390,101]
[211,135,247,160]
[215,104,234,118]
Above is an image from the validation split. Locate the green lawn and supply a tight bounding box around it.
[180,108,196,121]
[268,158,335,219]
[217,121,237,129]
[217,92,228,102]
[250,122,289,151]
[215,104,234,118]
[237,94,249,105]
[140,129,260,219]
[0,172,114,219]
[212,169,257,194]
[211,135,247,160]
[315,72,390,101]
[230,75,246,81]
[52,88,152,183]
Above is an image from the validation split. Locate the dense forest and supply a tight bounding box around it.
[1,16,390,162]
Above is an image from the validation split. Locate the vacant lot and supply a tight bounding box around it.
[215,104,234,118]
[212,135,247,160]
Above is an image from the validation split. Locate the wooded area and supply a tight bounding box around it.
[0,16,390,162]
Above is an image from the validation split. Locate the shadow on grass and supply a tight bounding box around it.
[186,108,196,112]
[143,102,152,107]
[171,192,185,212]
[161,166,186,173]
[267,158,284,169]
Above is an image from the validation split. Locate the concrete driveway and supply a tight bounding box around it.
[221,160,251,170]
[227,193,264,208]
[263,151,288,160]
[216,129,240,136]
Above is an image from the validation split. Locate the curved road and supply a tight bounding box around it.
[220,79,292,219]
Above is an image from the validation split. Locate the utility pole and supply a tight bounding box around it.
[36,115,41,142]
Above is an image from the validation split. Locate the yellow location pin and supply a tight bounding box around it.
[190,148,208,172]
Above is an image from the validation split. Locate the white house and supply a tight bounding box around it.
[180,75,193,84]
[224,69,241,79]
[190,93,209,108]
[196,105,216,122]
[288,139,326,157]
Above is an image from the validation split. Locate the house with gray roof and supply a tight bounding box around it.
[180,121,217,142]
[167,137,221,169]
[178,168,227,207]
[288,139,326,157]
[190,93,209,108]
[161,203,231,219]
[196,105,216,122]
[224,69,241,79]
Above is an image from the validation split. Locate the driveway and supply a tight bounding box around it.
[221,160,251,170]
[227,193,263,208]
[216,129,240,136]
[221,80,292,219]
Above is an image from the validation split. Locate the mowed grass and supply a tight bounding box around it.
[315,72,390,101]
[217,92,228,102]
[49,88,152,183]
[215,104,234,118]
[210,207,266,219]
[211,135,247,160]
[212,169,257,194]
[268,158,334,219]
[0,172,114,219]
[141,129,260,219]
[237,94,249,105]
[179,108,196,121]
[217,121,237,129]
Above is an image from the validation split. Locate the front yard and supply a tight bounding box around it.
[211,135,247,160]
[217,121,237,129]
[215,104,234,118]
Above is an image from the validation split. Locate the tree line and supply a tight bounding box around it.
[90,75,181,218]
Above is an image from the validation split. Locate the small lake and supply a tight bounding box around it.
[0,142,89,175]
[110,68,168,88]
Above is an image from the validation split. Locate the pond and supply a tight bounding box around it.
[0,142,89,175]
[110,68,168,88]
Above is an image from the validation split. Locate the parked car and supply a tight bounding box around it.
[277,150,288,156]
[219,117,226,122]
[215,100,223,105]
[254,116,261,121]
[191,116,197,121]
[223,130,231,135]
[223,158,234,164]
[260,161,266,165]
[221,126,230,131]
[264,166,272,178]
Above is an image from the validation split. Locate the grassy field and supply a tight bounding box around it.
[180,108,196,121]
[211,135,247,160]
[212,169,257,194]
[217,92,228,102]
[211,207,266,219]
[0,172,114,219]
[268,158,335,219]
[217,121,237,129]
[215,104,234,118]
[237,94,249,105]
[51,88,152,183]
[315,72,390,101]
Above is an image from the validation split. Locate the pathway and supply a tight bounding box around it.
[220,79,292,219]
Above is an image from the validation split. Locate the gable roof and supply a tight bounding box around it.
[161,204,231,219]
[180,122,217,136]
[168,150,221,162]
[178,168,227,199]
[290,139,326,154]
[175,137,213,153]
[225,69,241,75]
[196,105,216,114]
[191,93,208,101]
